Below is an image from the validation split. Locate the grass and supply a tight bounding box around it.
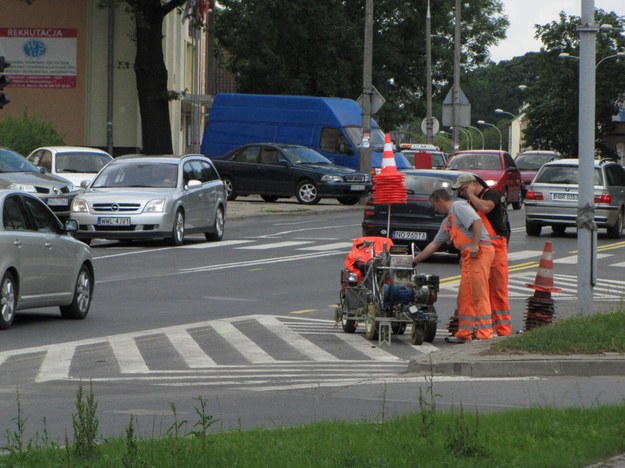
[2,312,624,467]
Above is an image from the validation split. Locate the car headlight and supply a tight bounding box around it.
[8,183,36,193]
[363,174,372,182]
[71,198,89,213]
[321,175,344,183]
[485,179,497,187]
[144,198,165,213]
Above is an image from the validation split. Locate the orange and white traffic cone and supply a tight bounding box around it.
[526,241,561,293]
[524,241,560,331]
[380,133,398,174]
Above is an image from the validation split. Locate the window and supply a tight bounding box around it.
[320,128,341,153]
[2,196,29,231]
[39,151,53,172]
[260,148,280,165]
[232,146,260,163]
[606,165,625,187]
[22,196,60,233]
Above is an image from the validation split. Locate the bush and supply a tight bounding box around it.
[0,111,65,155]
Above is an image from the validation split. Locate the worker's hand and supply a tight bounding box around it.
[469,246,479,258]
[412,257,419,267]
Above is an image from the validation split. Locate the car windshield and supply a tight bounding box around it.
[91,162,179,188]
[283,147,332,165]
[515,153,557,171]
[447,153,502,170]
[56,152,112,174]
[535,166,602,185]
[405,175,455,196]
[344,127,386,150]
[0,149,39,173]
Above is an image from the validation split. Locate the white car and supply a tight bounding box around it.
[0,190,94,330]
[27,146,113,186]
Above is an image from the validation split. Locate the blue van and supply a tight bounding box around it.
[200,93,411,171]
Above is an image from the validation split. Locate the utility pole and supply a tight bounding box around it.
[360,0,374,181]
[577,0,598,315]
[451,0,461,151]
[425,0,433,144]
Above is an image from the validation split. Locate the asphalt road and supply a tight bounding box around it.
[1,201,625,442]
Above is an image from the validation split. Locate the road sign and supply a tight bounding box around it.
[441,87,470,127]
[421,117,440,136]
[357,85,386,114]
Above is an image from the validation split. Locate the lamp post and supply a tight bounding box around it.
[495,108,515,153]
[477,120,502,150]
[466,125,484,149]
[451,126,472,150]
[558,51,625,68]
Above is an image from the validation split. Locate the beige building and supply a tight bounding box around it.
[1,0,209,156]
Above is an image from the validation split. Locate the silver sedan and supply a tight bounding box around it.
[0,190,94,330]
[70,154,227,246]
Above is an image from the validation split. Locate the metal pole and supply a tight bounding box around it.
[360,0,373,180]
[466,125,484,149]
[577,0,598,316]
[451,0,461,151]
[425,0,433,144]
[106,3,115,156]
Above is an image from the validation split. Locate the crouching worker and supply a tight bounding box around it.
[412,189,495,342]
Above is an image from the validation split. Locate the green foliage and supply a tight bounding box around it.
[0,112,65,155]
[215,0,508,130]
[72,381,100,459]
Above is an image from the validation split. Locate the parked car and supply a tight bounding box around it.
[361,169,487,253]
[0,147,78,220]
[445,149,523,209]
[70,154,226,246]
[0,190,94,329]
[211,143,372,205]
[400,144,448,169]
[514,150,563,197]
[524,158,625,238]
[26,146,113,186]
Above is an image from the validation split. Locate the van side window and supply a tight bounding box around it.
[320,128,341,154]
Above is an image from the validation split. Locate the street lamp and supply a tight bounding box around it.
[495,109,516,153]
[559,51,625,68]
[451,126,472,150]
[495,108,515,118]
[477,120,502,150]
[466,125,485,149]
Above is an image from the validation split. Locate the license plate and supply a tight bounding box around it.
[552,192,578,201]
[392,230,427,241]
[350,184,366,191]
[47,197,69,206]
[98,217,131,226]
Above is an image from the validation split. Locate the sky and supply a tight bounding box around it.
[489,0,625,63]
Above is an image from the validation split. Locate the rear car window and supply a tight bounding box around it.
[535,166,602,185]
[405,176,454,196]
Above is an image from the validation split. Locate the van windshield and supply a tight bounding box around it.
[344,127,386,150]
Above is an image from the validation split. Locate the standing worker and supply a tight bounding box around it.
[412,189,495,342]
[456,174,512,336]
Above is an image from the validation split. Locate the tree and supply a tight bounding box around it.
[215,0,508,130]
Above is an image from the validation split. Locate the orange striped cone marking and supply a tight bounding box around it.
[380,133,398,173]
[526,240,561,293]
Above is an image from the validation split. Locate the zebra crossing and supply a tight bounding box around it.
[0,315,436,391]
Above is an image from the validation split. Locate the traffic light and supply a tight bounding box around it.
[0,56,11,109]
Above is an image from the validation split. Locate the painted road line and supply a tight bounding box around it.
[296,242,353,251]
[164,329,216,368]
[36,346,76,383]
[333,333,404,361]
[210,320,277,364]
[555,253,612,264]
[181,240,255,249]
[108,336,150,374]
[507,250,543,261]
[236,241,314,250]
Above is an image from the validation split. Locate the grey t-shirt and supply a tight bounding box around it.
[433,199,490,244]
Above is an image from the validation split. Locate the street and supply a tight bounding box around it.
[1,205,625,440]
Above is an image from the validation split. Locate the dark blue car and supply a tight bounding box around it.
[210,143,372,205]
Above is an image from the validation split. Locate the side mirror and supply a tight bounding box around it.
[278,159,289,167]
[186,179,202,189]
[80,180,91,189]
[64,219,79,233]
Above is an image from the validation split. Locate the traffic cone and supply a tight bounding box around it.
[526,241,561,293]
[380,133,397,173]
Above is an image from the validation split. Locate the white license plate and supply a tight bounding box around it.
[47,197,69,206]
[98,217,131,226]
[552,192,578,201]
[350,184,366,191]
[392,230,427,241]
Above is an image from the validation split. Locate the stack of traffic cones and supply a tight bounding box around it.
[372,134,407,205]
[524,241,560,330]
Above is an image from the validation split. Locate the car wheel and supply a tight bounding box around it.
[170,209,185,246]
[261,195,279,202]
[296,180,321,205]
[606,208,624,239]
[526,219,542,236]
[511,190,522,210]
[60,264,93,320]
[222,176,237,201]
[337,197,359,205]
[0,271,16,330]
[205,206,225,242]
[552,225,566,235]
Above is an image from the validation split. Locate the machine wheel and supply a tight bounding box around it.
[411,323,425,345]
[424,321,437,343]
[337,197,359,205]
[526,219,542,236]
[552,225,566,236]
[222,176,237,201]
[0,271,16,330]
[261,195,279,202]
[392,322,407,335]
[606,209,624,239]
[341,314,357,333]
[60,264,93,320]
[296,180,321,205]
[170,209,185,246]
[205,206,225,241]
